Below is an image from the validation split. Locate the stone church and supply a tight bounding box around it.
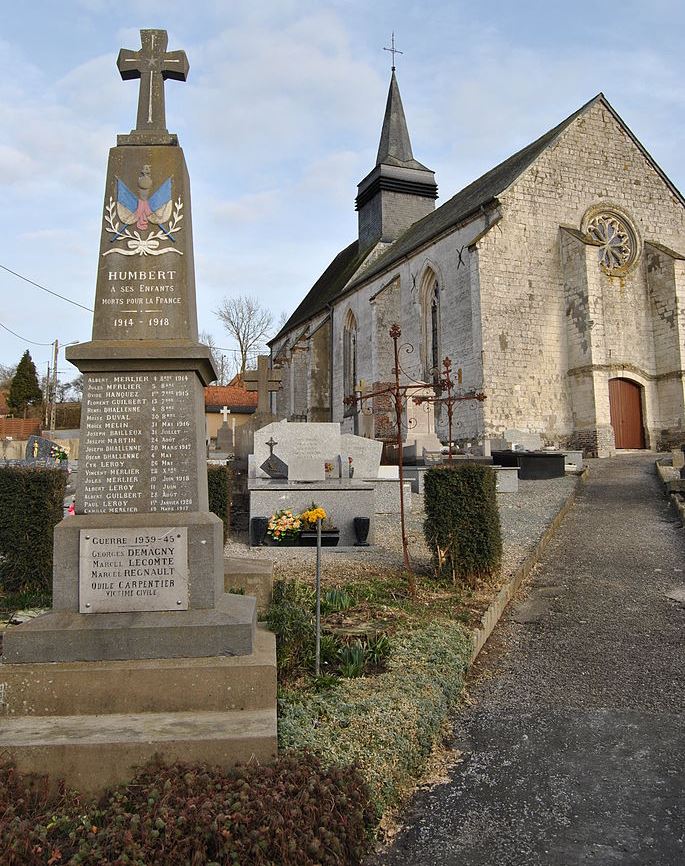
[269,71,685,456]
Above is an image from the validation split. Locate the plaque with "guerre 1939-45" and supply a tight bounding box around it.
[79,528,189,613]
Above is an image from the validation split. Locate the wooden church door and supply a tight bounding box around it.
[609,378,645,449]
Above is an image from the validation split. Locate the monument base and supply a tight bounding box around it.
[0,626,277,794]
[2,592,256,664]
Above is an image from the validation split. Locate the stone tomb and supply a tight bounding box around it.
[0,30,276,793]
[248,420,388,540]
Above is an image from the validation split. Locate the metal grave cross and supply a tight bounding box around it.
[117,29,189,133]
[244,355,283,414]
[265,437,278,457]
[220,406,231,424]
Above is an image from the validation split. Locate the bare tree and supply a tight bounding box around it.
[214,295,273,375]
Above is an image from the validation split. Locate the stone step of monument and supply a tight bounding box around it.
[1,626,275,717]
[2,592,257,664]
[224,556,273,615]
[0,706,277,795]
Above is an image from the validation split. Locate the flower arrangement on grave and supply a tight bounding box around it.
[50,444,68,464]
[300,504,327,528]
[300,503,337,532]
[266,509,302,543]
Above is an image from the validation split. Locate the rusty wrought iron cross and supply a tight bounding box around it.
[117,29,189,132]
[383,32,403,71]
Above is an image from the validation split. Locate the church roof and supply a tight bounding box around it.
[375,70,430,171]
[274,92,685,343]
[347,92,685,292]
[269,240,372,344]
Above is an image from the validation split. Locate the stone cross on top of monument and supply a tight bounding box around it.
[117,29,189,146]
[244,355,283,415]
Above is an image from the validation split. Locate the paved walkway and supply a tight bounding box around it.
[372,454,684,866]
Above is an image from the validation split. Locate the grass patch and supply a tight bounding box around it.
[0,589,51,613]
[278,621,472,814]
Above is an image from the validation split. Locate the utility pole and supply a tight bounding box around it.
[43,363,51,428]
[49,339,59,431]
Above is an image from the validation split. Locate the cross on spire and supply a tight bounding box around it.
[117,29,189,139]
[383,32,403,71]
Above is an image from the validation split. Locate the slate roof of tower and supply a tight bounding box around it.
[272,92,685,344]
[375,70,430,170]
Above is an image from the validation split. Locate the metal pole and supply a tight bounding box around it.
[390,325,415,594]
[315,517,322,676]
[49,339,58,431]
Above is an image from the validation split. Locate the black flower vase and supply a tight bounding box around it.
[251,516,269,547]
[353,516,370,547]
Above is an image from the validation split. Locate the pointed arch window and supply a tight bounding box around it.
[421,271,440,383]
[343,311,358,415]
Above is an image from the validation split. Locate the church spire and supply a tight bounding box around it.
[375,70,416,167]
[356,66,437,248]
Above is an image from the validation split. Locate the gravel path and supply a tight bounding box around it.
[224,474,579,583]
[370,454,685,865]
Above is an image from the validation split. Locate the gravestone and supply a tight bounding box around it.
[3,29,255,663]
[24,434,68,467]
[215,406,234,452]
[403,386,443,462]
[0,29,274,795]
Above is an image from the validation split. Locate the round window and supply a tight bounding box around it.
[585,211,638,274]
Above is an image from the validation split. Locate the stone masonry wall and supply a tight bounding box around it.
[331,212,492,446]
[477,99,685,448]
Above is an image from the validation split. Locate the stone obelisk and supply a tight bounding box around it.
[3,29,255,662]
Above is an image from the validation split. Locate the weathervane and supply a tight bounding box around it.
[383,32,403,71]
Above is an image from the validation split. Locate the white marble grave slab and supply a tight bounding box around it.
[340,433,382,479]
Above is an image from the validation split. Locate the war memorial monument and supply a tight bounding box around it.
[0,30,276,791]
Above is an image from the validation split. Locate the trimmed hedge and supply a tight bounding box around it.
[423,463,502,585]
[279,621,472,814]
[0,466,66,595]
[207,464,232,541]
[0,753,375,865]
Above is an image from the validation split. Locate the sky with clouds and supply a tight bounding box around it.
[1,0,685,378]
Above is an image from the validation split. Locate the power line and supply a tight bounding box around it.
[0,263,93,313]
[0,320,54,347]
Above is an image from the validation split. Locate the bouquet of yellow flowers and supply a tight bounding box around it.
[300,505,327,527]
[266,509,302,543]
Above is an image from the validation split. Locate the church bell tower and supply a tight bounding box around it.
[356,68,438,249]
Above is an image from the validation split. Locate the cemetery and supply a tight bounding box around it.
[0,26,592,866]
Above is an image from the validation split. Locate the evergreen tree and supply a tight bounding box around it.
[7,350,42,415]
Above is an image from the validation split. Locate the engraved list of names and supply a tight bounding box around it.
[80,372,197,513]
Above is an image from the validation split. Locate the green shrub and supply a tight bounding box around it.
[423,463,502,585]
[267,580,317,676]
[279,621,472,814]
[0,753,375,865]
[0,466,66,596]
[207,464,232,541]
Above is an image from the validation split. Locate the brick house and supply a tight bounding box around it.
[269,72,685,456]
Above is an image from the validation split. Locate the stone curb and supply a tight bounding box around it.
[654,459,685,523]
[470,469,588,663]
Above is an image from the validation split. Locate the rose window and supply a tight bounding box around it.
[586,213,636,272]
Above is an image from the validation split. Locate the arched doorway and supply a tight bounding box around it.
[609,378,645,449]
